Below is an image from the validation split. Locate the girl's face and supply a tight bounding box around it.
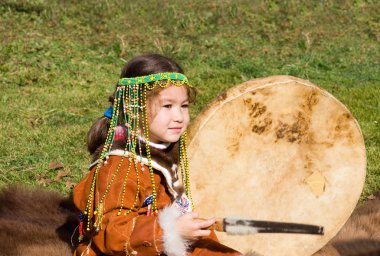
[148,85,190,143]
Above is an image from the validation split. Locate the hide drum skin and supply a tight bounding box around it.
[187,76,366,256]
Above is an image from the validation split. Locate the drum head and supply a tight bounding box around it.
[188,76,366,255]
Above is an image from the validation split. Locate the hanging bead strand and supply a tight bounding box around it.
[141,87,158,214]
[180,132,194,209]
[83,87,123,232]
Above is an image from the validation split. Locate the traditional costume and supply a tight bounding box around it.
[72,73,240,256]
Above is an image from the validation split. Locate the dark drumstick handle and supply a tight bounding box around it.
[201,218,324,235]
[236,219,325,235]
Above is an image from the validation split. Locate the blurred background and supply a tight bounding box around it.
[0,0,378,198]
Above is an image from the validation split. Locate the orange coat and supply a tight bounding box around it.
[73,153,240,256]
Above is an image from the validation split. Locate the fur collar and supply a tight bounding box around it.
[88,141,184,200]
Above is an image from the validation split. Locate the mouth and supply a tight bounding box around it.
[168,127,182,132]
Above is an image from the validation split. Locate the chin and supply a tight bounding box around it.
[164,135,183,143]
[151,132,184,144]
[165,137,181,143]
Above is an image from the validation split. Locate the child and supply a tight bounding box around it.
[73,54,241,256]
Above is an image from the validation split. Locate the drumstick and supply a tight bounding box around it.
[204,217,324,235]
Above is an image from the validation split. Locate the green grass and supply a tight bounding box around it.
[0,0,379,198]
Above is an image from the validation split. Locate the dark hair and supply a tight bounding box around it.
[120,54,184,78]
[87,54,196,161]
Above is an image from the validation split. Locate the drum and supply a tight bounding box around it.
[187,76,366,256]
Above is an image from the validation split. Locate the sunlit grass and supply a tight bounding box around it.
[0,0,379,196]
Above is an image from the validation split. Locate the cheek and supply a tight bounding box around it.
[183,111,190,126]
[147,105,162,125]
[149,111,168,128]
[147,99,159,122]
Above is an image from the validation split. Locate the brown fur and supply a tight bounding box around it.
[314,192,380,256]
[0,185,77,256]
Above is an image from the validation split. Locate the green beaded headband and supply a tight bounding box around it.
[117,72,190,88]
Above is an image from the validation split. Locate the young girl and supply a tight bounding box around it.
[73,54,241,256]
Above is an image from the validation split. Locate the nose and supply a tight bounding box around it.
[173,108,184,123]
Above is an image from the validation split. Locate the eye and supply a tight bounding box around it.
[181,104,189,108]
[163,104,172,109]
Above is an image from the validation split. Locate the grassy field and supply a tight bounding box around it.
[0,0,379,199]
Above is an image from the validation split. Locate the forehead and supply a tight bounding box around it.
[157,85,189,101]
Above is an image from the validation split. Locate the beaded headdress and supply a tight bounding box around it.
[80,72,193,237]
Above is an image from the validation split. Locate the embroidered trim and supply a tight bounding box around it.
[88,150,179,198]
[153,217,160,253]
[124,216,138,256]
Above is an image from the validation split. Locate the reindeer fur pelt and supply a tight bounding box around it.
[0,185,77,256]
[314,191,380,256]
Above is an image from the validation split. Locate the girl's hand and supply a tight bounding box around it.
[176,212,215,240]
